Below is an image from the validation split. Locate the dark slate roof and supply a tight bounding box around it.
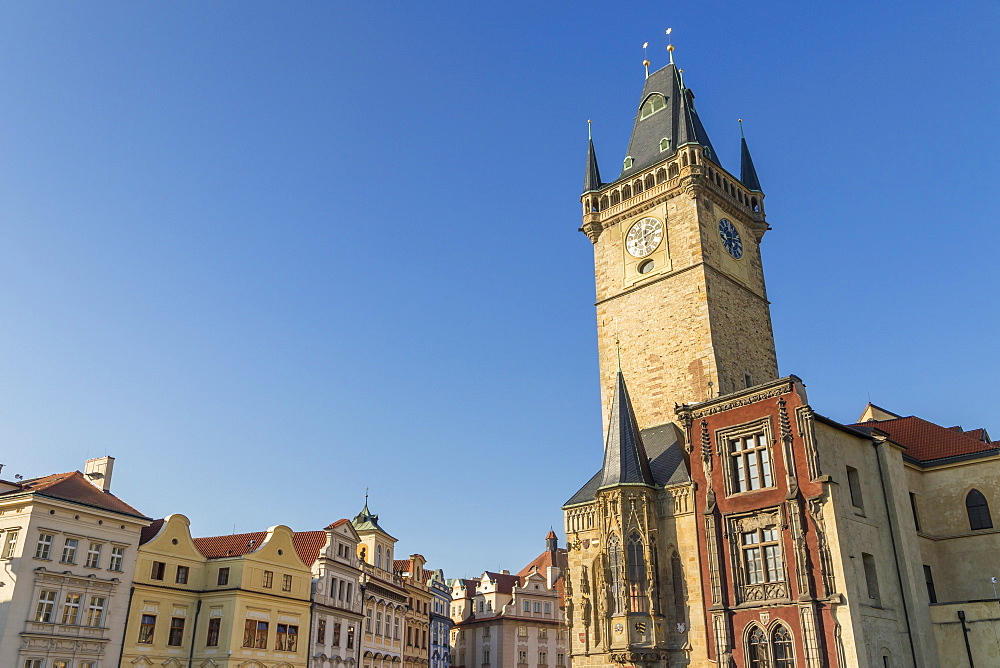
[563,420,689,507]
[583,137,602,193]
[616,64,719,183]
[740,136,762,192]
[599,372,654,489]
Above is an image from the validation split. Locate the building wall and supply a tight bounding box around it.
[0,483,147,668]
[309,521,364,667]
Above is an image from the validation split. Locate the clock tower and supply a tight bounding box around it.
[581,61,778,431]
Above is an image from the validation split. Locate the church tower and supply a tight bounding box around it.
[582,59,778,431]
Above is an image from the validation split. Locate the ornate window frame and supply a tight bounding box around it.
[716,417,776,497]
[744,621,796,668]
[726,508,789,605]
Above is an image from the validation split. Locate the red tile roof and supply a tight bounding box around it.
[4,471,147,519]
[192,529,327,565]
[853,416,1000,463]
[483,571,522,595]
[517,548,569,604]
[140,519,165,545]
[324,518,349,530]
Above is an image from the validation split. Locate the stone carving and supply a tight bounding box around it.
[741,581,789,602]
[807,497,837,597]
[676,382,794,421]
[731,510,780,534]
[798,603,824,668]
[705,515,723,606]
[796,405,822,480]
[787,499,812,598]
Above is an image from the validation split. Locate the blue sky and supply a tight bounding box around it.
[1,2,997,578]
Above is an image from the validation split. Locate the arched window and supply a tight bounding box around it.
[747,625,769,668]
[639,94,667,120]
[600,195,609,210]
[772,624,795,667]
[627,533,648,612]
[659,138,671,152]
[622,185,632,200]
[668,163,679,179]
[607,534,624,615]
[967,489,993,530]
[610,190,621,206]
[633,180,643,194]
[644,174,655,189]
[376,545,382,569]
[655,168,667,184]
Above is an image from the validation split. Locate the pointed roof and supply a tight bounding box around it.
[740,136,762,191]
[617,64,718,183]
[598,372,655,489]
[351,503,395,539]
[583,137,602,193]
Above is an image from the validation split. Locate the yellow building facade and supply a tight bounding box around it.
[121,514,313,668]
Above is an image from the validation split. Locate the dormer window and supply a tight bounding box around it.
[623,156,634,170]
[639,94,667,120]
[659,138,671,152]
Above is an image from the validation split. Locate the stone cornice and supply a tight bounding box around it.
[675,377,803,426]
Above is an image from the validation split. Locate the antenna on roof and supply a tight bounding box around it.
[666,28,674,65]
[642,41,650,78]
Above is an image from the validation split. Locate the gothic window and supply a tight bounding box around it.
[644,174,655,189]
[607,534,624,615]
[741,527,782,585]
[610,190,621,206]
[966,489,993,530]
[772,624,794,667]
[622,185,632,199]
[627,532,648,612]
[655,168,667,184]
[729,433,774,493]
[747,625,769,668]
[668,163,679,179]
[670,552,685,624]
[639,94,666,120]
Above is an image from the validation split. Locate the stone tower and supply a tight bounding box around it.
[581,62,778,431]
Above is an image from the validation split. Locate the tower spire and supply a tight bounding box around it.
[583,120,602,193]
[598,371,655,489]
[739,119,762,192]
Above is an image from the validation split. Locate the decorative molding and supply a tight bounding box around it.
[806,497,836,597]
[796,405,822,480]
[786,498,812,599]
[798,602,824,668]
[676,378,797,421]
[730,510,780,535]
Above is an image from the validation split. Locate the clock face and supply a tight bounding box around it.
[718,218,743,259]
[625,217,663,258]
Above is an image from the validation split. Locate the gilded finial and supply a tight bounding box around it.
[642,41,650,78]
[666,27,674,65]
[588,119,592,140]
[738,118,745,138]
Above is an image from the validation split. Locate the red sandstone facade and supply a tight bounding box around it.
[678,377,838,667]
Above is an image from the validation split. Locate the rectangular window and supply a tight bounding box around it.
[741,527,783,584]
[730,433,773,492]
[523,599,530,612]
[176,564,189,584]
[35,533,53,560]
[346,582,353,603]
[544,602,551,614]
[275,623,298,651]
[910,492,921,531]
[365,608,372,632]
[317,617,327,644]
[61,538,78,563]
[518,650,527,663]
[847,466,864,509]
[333,621,342,646]
[282,573,292,591]
[483,649,490,664]
[52,663,67,668]
[338,578,345,600]
[539,628,548,639]
[243,619,268,649]
[139,614,156,643]
[24,660,43,668]
[483,625,491,638]
[85,542,101,568]
[109,545,125,571]
[262,570,273,588]
[407,626,413,646]
[217,567,230,586]
[207,617,221,646]
[150,560,166,580]
[3,530,19,558]
[394,615,400,639]
[35,590,57,622]
[347,625,355,649]
[168,617,185,646]
[533,601,541,612]
[517,625,527,637]
[376,611,382,636]
[80,663,96,668]
[924,565,937,604]
[61,593,82,625]
[862,552,880,601]
[539,651,547,664]
[557,654,565,666]
[86,596,107,627]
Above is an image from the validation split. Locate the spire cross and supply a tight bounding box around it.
[364,487,369,506]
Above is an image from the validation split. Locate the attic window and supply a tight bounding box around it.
[639,94,667,120]
[623,156,634,170]
[659,138,671,152]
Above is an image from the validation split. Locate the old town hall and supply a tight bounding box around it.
[561,47,1000,668]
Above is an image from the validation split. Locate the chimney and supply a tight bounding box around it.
[547,565,560,590]
[84,456,115,492]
